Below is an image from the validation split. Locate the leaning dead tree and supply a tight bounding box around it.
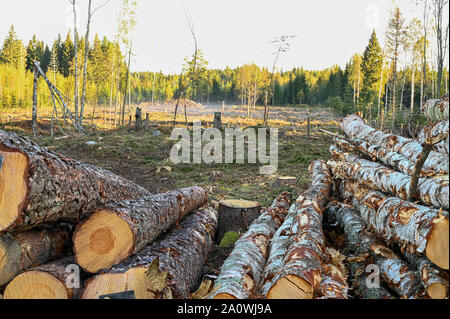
[33,61,85,135]
[0,129,151,234]
[211,193,291,299]
[73,186,208,273]
[82,206,218,299]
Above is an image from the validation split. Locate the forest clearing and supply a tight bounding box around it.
[0,0,449,305]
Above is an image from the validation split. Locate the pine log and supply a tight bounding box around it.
[325,201,421,297]
[211,193,291,299]
[341,114,448,175]
[334,138,436,177]
[418,121,449,155]
[397,249,448,299]
[0,224,73,286]
[3,256,81,299]
[82,206,218,299]
[338,180,449,270]
[259,203,297,295]
[266,160,332,299]
[421,97,449,122]
[215,199,261,245]
[73,186,207,274]
[328,149,449,209]
[0,129,152,233]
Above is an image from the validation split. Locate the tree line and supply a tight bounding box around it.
[0,1,448,127]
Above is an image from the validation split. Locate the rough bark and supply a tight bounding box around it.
[346,260,395,299]
[341,114,448,175]
[418,121,449,155]
[211,193,291,299]
[3,256,81,299]
[398,249,449,299]
[337,180,449,270]
[317,264,349,299]
[325,201,421,298]
[421,97,449,122]
[259,203,297,296]
[267,160,332,299]
[215,200,261,245]
[82,206,218,299]
[0,129,152,233]
[73,186,208,273]
[0,224,73,286]
[334,138,436,177]
[328,149,449,210]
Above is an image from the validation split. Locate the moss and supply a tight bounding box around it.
[219,231,241,247]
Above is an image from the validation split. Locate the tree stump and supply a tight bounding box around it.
[213,112,222,129]
[209,171,223,182]
[135,107,142,130]
[273,176,297,189]
[215,199,261,245]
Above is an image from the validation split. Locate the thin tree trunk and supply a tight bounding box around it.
[72,0,79,122]
[80,0,92,126]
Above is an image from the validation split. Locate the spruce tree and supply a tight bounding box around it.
[361,30,383,105]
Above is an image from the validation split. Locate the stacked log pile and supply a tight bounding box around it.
[0,95,448,300]
[0,129,217,299]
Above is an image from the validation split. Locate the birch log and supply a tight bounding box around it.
[328,150,449,209]
[334,138,436,177]
[338,180,449,270]
[421,97,449,122]
[259,203,297,296]
[267,160,332,299]
[211,193,291,299]
[399,250,448,299]
[0,129,152,233]
[0,224,73,286]
[325,201,421,297]
[317,248,349,299]
[418,121,449,155]
[73,186,207,273]
[82,206,218,299]
[341,114,448,174]
[3,256,80,299]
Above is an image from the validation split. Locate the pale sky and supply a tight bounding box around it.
[0,0,434,74]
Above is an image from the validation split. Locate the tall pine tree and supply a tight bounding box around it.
[361,30,383,106]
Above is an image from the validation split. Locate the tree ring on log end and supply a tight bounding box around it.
[3,271,68,299]
[0,234,21,286]
[213,293,238,299]
[74,211,134,273]
[267,275,313,299]
[426,216,449,270]
[82,268,155,299]
[0,148,28,232]
[427,283,448,299]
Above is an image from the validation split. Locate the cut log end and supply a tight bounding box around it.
[267,275,313,299]
[3,271,68,299]
[82,268,155,299]
[0,149,28,232]
[0,234,21,285]
[213,293,238,300]
[74,210,135,273]
[426,216,449,270]
[427,283,448,300]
